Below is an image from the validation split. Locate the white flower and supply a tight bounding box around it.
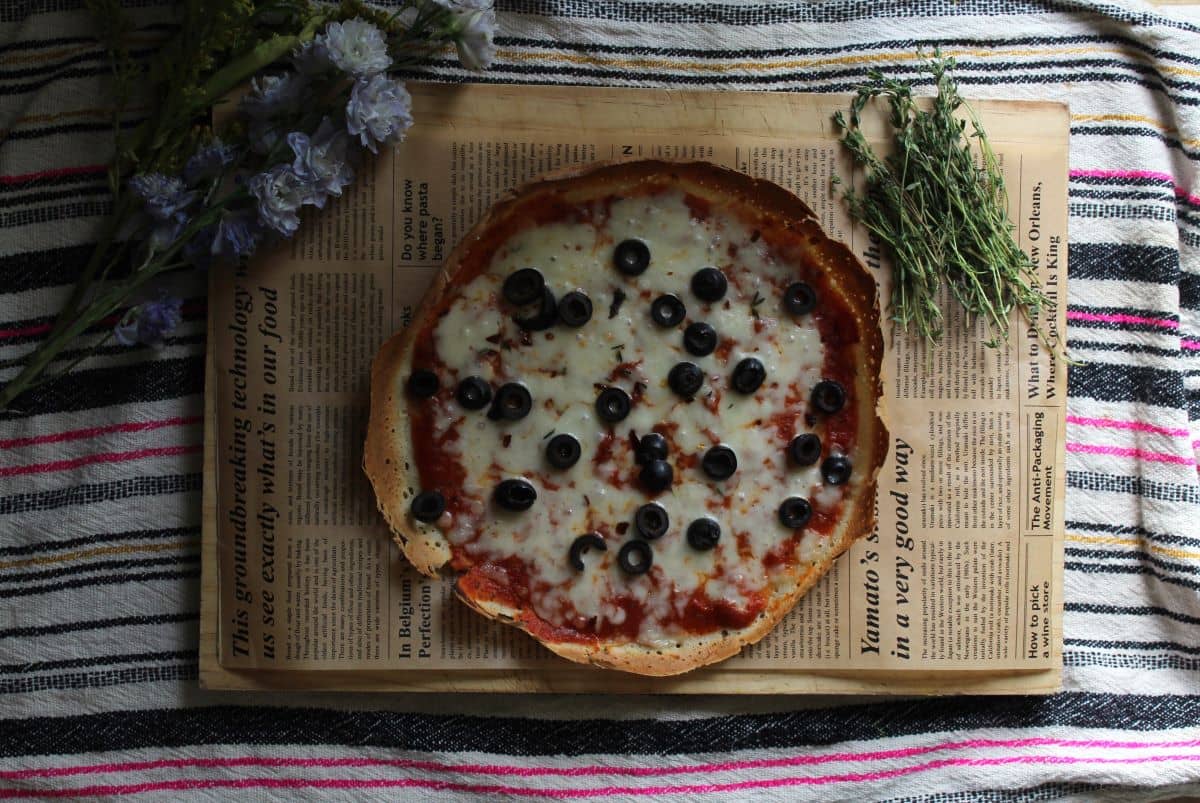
[345,75,414,153]
[447,0,496,71]
[318,18,392,77]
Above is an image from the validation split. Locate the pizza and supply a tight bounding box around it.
[364,159,887,676]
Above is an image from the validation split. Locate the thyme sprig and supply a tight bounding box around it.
[834,53,1055,350]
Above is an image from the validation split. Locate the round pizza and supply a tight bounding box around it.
[364,159,888,676]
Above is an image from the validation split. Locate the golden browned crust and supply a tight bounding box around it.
[364,159,888,676]
[364,332,451,576]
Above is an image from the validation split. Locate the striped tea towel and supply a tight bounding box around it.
[1,0,1199,800]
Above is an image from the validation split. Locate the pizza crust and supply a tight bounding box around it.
[364,159,888,676]
[365,332,452,577]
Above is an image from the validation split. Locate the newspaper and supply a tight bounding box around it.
[211,83,1067,680]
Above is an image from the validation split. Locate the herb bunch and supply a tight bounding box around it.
[0,0,495,412]
[834,53,1052,348]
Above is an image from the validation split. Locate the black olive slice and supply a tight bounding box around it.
[596,387,632,423]
[494,478,537,511]
[488,382,532,421]
[784,281,817,316]
[634,502,669,540]
[778,496,813,529]
[667,361,704,398]
[613,239,650,276]
[635,432,668,464]
[546,433,582,469]
[822,455,853,485]
[407,370,439,399]
[502,268,545,306]
[558,291,593,327]
[513,287,558,331]
[617,540,653,575]
[691,267,728,302]
[410,490,445,522]
[639,459,673,492]
[683,322,718,357]
[687,518,721,551]
[812,380,847,414]
[650,294,686,327]
[731,357,766,394]
[456,376,492,410]
[701,445,738,480]
[788,433,822,466]
[568,533,607,571]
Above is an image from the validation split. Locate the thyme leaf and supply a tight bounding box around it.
[750,290,765,320]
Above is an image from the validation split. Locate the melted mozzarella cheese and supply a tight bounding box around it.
[425,190,859,644]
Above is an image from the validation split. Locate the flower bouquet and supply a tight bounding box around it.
[0,0,495,411]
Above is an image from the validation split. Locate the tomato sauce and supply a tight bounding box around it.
[767,411,796,442]
[714,338,736,362]
[592,429,620,467]
[456,556,530,609]
[678,588,764,632]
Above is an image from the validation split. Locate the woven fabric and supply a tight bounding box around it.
[2,0,1199,799]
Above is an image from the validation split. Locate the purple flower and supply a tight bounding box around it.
[345,75,413,153]
[128,173,196,223]
[182,211,262,268]
[247,118,284,156]
[182,226,216,269]
[183,139,237,186]
[248,164,308,237]
[288,118,354,208]
[317,18,391,77]
[115,291,183,346]
[212,210,263,261]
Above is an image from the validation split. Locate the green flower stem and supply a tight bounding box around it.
[54,193,136,325]
[0,263,160,412]
[0,192,240,411]
[19,190,139,413]
[195,12,329,109]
